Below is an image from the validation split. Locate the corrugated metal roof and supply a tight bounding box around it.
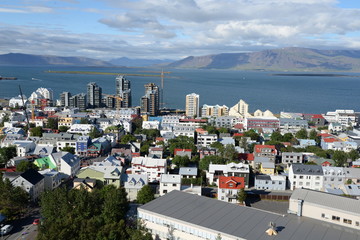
[139,190,360,240]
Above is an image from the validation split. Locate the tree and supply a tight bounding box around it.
[172,155,190,168]
[16,161,39,172]
[30,126,43,137]
[221,144,238,162]
[136,185,155,204]
[199,155,226,171]
[243,129,260,141]
[333,150,348,167]
[0,114,9,127]
[62,146,75,154]
[348,149,360,162]
[140,144,150,156]
[80,118,90,124]
[46,118,58,129]
[0,176,29,219]
[58,126,69,132]
[236,188,247,204]
[270,131,283,142]
[89,127,102,139]
[0,146,17,167]
[168,136,196,156]
[218,127,229,134]
[120,134,137,144]
[282,133,295,143]
[295,128,308,139]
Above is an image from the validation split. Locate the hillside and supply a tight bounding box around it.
[166,47,360,71]
[0,53,112,66]
[109,57,173,67]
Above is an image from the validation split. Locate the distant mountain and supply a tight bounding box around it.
[166,47,360,71]
[0,53,112,66]
[109,57,173,67]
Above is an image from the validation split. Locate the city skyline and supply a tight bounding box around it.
[1,1,360,60]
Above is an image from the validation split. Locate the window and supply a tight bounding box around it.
[344,219,352,225]
[299,176,303,179]
[356,221,359,226]
[321,213,325,218]
[172,184,177,187]
[332,216,340,221]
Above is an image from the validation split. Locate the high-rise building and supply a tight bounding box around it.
[141,83,159,116]
[87,82,102,108]
[60,92,71,107]
[115,75,131,108]
[70,93,87,111]
[185,93,200,117]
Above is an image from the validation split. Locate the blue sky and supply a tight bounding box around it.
[1,0,360,60]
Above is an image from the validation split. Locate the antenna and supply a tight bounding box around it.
[18,85,30,131]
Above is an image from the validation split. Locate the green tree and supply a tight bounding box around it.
[58,126,69,132]
[136,185,155,204]
[16,161,39,172]
[282,133,295,142]
[140,144,150,156]
[0,146,17,167]
[243,129,260,141]
[199,155,226,171]
[80,118,90,124]
[172,155,190,168]
[348,149,360,162]
[270,131,283,142]
[221,144,238,162]
[0,176,29,219]
[0,114,9,127]
[236,188,247,204]
[89,127,102,139]
[46,118,58,129]
[120,134,137,144]
[30,126,43,137]
[210,141,224,151]
[168,136,196,156]
[333,150,348,167]
[132,117,143,133]
[218,127,229,134]
[295,128,308,139]
[62,146,75,154]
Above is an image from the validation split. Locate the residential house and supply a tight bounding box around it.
[77,165,123,187]
[198,148,216,159]
[131,156,167,182]
[76,136,91,156]
[322,166,346,188]
[179,167,197,179]
[207,162,250,187]
[73,178,97,192]
[217,176,244,203]
[3,169,44,201]
[260,162,275,175]
[174,149,192,158]
[159,174,181,196]
[12,140,36,157]
[149,147,163,159]
[288,164,324,191]
[197,133,218,147]
[173,125,195,138]
[282,152,304,165]
[329,122,343,133]
[254,175,286,190]
[38,169,62,191]
[124,174,148,201]
[254,145,277,161]
[279,118,308,133]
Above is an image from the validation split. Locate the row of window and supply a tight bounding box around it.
[322,214,360,226]
[294,176,321,180]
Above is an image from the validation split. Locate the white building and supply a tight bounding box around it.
[12,140,36,157]
[228,99,249,117]
[289,188,360,230]
[207,162,250,187]
[197,133,218,147]
[159,174,181,196]
[201,104,229,118]
[131,156,167,182]
[288,164,324,191]
[142,120,160,130]
[322,166,346,188]
[9,95,27,108]
[67,124,97,135]
[124,174,148,201]
[254,175,287,191]
[185,93,200,117]
[324,110,357,127]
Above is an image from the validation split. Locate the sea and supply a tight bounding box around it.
[0,65,359,114]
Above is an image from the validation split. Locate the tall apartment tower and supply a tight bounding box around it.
[185,93,200,117]
[115,75,132,108]
[60,92,71,107]
[70,93,87,111]
[141,83,159,116]
[87,82,102,108]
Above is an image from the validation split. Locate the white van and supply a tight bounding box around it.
[1,225,13,235]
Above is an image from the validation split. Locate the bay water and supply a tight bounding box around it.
[0,66,359,114]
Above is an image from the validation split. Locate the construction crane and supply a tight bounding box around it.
[140,69,171,107]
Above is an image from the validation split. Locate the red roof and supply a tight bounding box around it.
[238,153,254,161]
[174,148,192,153]
[233,124,244,129]
[0,167,17,172]
[311,114,324,119]
[323,138,339,143]
[218,176,245,189]
[233,133,244,137]
[254,145,276,153]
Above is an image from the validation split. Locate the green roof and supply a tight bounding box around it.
[35,156,57,169]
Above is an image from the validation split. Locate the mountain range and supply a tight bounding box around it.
[167,47,360,71]
[1,48,360,71]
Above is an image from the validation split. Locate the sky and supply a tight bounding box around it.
[1,0,360,60]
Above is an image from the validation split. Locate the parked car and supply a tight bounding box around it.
[33,219,40,225]
[1,224,13,235]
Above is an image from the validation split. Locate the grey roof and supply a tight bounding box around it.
[139,190,360,240]
[290,188,360,216]
[179,167,197,176]
[291,163,323,176]
[255,175,271,181]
